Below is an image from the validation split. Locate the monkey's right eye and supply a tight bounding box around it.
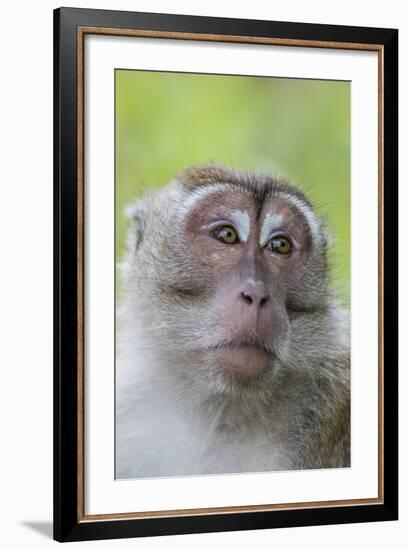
[212,225,239,244]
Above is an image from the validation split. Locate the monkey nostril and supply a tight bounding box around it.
[241,291,253,305]
[260,296,269,308]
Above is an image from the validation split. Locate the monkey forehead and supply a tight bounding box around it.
[175,164,312,209]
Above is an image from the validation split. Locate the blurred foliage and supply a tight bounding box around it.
[116,70,350,304]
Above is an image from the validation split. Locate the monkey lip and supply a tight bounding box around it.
[207,339,273,355]
[206,339,274,378]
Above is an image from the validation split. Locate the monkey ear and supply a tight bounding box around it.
[125,200,146,250]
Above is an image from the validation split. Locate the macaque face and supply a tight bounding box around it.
[170,186,314,380]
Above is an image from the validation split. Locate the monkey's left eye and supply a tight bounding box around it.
[266,236,292,255]
[212,225,239,244]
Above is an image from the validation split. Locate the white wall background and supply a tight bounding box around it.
[0,0,405,548]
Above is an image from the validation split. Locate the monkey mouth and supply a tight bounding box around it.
[207,338,276,375]
[206,338,274,379]
[207,338,274,356]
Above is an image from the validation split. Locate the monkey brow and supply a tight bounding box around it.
[177,164,312,213]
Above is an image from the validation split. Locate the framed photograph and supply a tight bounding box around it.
[53,7,398,542]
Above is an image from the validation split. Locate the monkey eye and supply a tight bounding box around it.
[265,235,292,255]
[212,225,239,245]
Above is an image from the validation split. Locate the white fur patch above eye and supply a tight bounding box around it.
[229,210,250,242]
[279,193,321,244]
[179,183,232,217]
[260,213,284,246]
[178,185,251,241]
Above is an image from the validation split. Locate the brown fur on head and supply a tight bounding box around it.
[177,163,314,207]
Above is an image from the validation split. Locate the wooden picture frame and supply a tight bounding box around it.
[54,7,398,542]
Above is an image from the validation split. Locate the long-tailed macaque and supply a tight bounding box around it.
[116,164,350,479]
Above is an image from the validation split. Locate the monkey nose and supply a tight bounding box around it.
[240,281,270,308]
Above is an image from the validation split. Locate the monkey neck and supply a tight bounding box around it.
[117,306,349,477]
[118,339,328,430]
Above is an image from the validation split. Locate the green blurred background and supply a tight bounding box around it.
[115,70,350,304]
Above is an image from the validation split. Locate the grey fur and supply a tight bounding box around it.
[116,165,350,479]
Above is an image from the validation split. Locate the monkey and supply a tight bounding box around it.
[115,164,350,479]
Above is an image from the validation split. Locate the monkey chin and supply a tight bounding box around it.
[214,346,273,381]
